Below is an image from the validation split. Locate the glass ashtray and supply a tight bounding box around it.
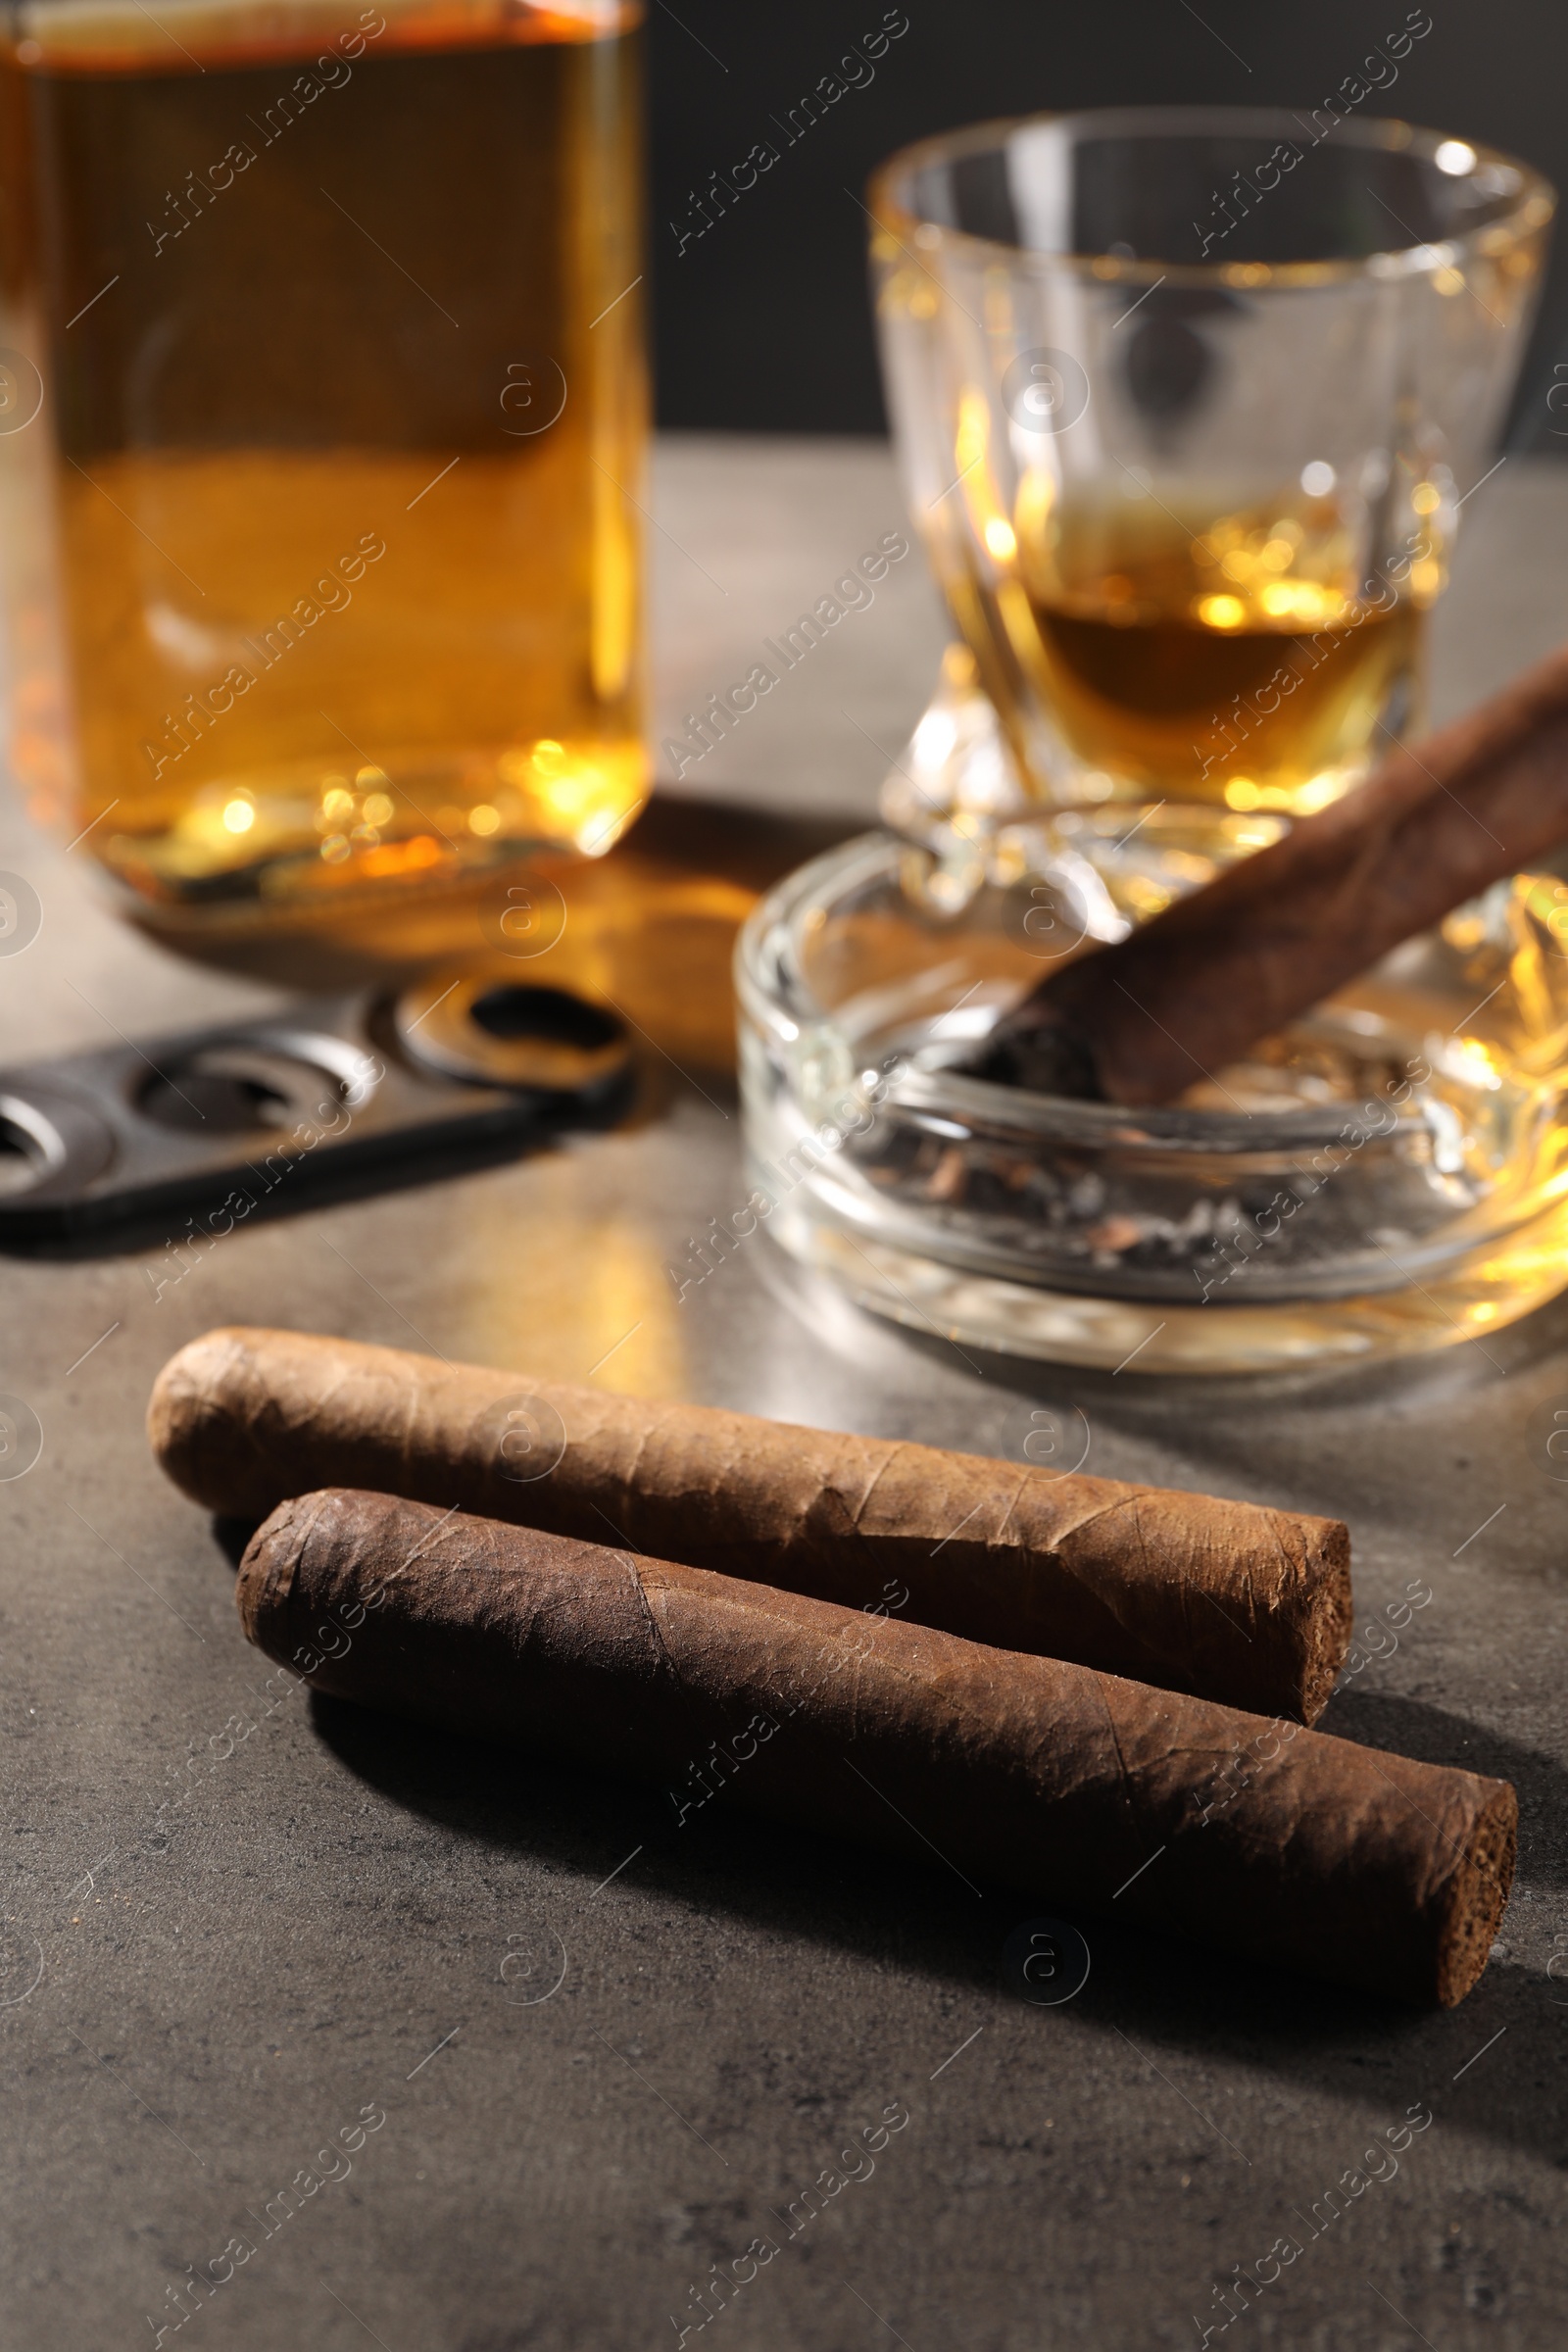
[735,831,1568,1374]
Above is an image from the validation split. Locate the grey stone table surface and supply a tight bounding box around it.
[4,438,1568,2352]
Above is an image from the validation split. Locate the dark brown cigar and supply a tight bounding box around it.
[980,642,1568,1105]
[149,1325,1352,1722]
[238,1489,1514,2007]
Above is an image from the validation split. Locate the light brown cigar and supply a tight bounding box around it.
[239,1489,1513,2007]
[980,641,1568,1105]
[150,1325,1352,1722]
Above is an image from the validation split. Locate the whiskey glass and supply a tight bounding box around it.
[869,107,1551,897]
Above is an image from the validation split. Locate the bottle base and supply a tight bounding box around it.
[86,740,648,924]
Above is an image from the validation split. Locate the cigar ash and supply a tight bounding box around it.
[845,1003,1498,1303]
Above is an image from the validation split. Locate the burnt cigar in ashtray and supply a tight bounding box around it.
[149,1325,1352,1721]
[977,641,1568,1106]
[239,1489,1515,2007]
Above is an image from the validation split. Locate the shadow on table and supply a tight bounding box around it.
[309,1687,1567,2173]
[128,790,858,1080]
[1320,1688,1568,1888]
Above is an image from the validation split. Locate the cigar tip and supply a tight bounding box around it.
[235,1489,329,1642]
[1435,1777,1518,2008]
[966,1006,1106,1101]
[1296,1517,1354,1726]
[148,1325,296,1515]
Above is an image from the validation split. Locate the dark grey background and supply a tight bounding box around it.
[648,0,1568,444]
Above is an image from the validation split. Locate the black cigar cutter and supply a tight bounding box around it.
[0,965,633,1241]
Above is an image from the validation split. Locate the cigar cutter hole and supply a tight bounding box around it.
[0,1092,101,1198]
[134,1041,363,1135]
[0,981,632,1242]
[393,972,629,1093]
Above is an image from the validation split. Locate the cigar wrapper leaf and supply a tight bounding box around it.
[238,1489,1514,2008]
[981,640,1568,1106]
[151,1325,1353,1722]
